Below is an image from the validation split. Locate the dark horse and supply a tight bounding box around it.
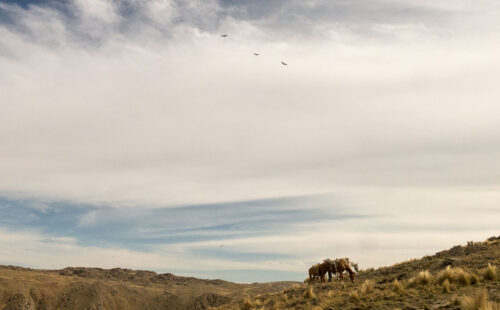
[318,259,355,283]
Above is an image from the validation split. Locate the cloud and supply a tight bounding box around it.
[0,0,499,281]
[0,0,499,208]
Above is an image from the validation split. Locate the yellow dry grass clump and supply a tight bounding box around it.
[442,279,451,293]
[303,286,316,299]
[483,264,497,281]
[348,279,374,301]
[359,279,375,296]
[392,279,405,294]
[436,266,474,286]
[461,289,499,310]
[348,290,360,301]
[241,298,254,310]
[407,270,433,287]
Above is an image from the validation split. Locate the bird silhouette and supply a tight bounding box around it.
[221,34,228,37]
[281,61,288,66]
[253,53,260,56]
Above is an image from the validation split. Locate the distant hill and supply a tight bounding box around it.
[0,265,296,309]
[217,236,500,310]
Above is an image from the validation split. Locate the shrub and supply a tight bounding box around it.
[461,289,498,310]
[483,264,497,281]
[392,279,405,294]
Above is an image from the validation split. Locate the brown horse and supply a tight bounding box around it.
[320,259,355,283]
[308,263,321,283]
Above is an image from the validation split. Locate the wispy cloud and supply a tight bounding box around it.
[0,192,498,282]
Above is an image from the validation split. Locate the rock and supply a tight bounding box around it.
[448,245,465,256]
[441,258,456,267]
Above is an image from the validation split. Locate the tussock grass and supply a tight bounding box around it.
[359,280,374,296]
[471,273,480,285]
[348,290,360,301]
[442,279,451,293]
[436,266,473,286]
[241,298,254,310]
[451,295,461,306]
[392,279,405,294]
[407,270,432,287]
[462,289,499,310]
[483,264,497,281]
[304,286,316,299]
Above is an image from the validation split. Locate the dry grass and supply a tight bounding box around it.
[359,279,375,295]
[462,289,499,310]
[436,266,473,286]
[471,273,480,285]
[392,279,405,294]
[407,270,433,287]
[451,295,461,306]
[442,279,451,293]
[303,287,316,299]
[240,298,254,310]
[483,264,497,281]
[348,290,360,301]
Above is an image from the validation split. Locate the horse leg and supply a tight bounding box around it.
[339,271,344,282]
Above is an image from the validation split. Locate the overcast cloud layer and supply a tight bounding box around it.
[0,0,499,281]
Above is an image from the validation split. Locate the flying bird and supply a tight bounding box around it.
[221,34,228,37]
[219,244,224,247]
[281,61,288,66]
[253,53,260,56]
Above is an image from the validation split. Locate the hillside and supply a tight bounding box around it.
[0,266,296,309]
[216,236,500,310]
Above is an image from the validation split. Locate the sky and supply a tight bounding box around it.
[0,0,499,283]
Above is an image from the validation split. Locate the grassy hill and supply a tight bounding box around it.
[0,266,296,309]
[0,237,498,310]
[216,236,500,310]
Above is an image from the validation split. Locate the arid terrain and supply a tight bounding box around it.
[0,266,295,309]
[0,236,498,310]
[218,236,500,310]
